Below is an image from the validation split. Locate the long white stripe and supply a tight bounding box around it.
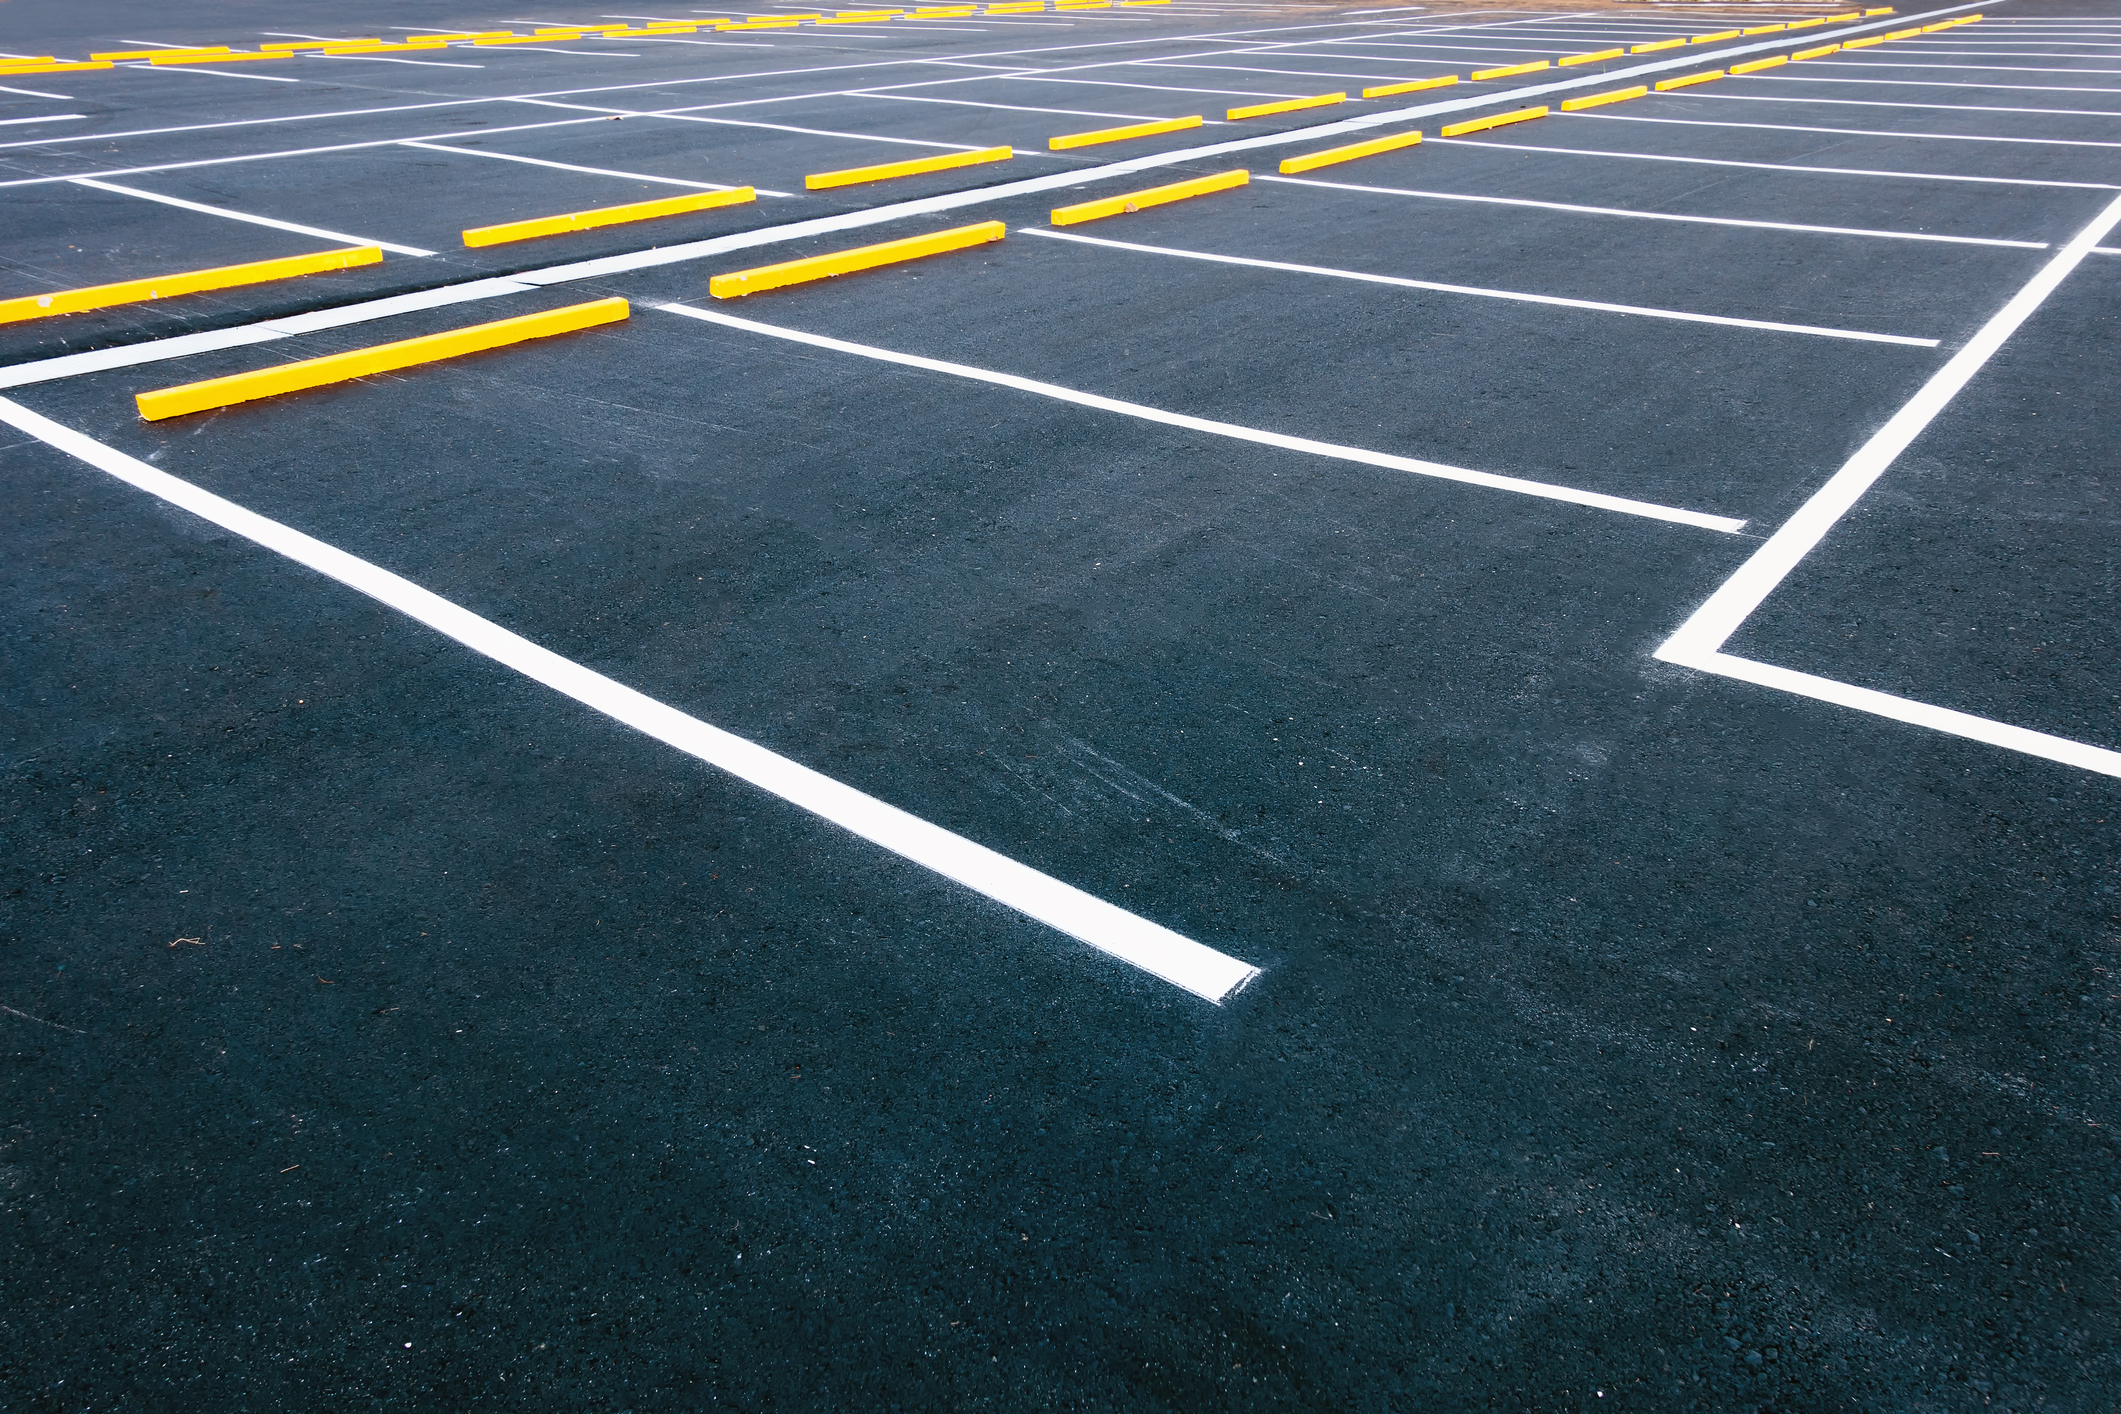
[656,300,1746,533]
[1701,91,2121,119]
[0,278,535,390]
[1655,191,2121,774]
[0,113,84,126]
[67,177,438,257]
[1575,112,2121,150]
[395,138,792,196]
[0,397,1262,1004]
[1674,653,2121,778]
[1430,136,2119,191]
[1260,174,2047,250]
[1023,227,1937,345]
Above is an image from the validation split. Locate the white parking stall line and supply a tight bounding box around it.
[0,399,1263,1006]
[1572,112,2121,150]
[1259,174,2050,250]
[396,139,793,196]
[66,177,438,257]
[1022,226,1940,346]
[1429,136,2120,192]
[656,299,1750,535]
[1655,193,2121,780]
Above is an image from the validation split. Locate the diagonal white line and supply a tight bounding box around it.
[0,396,1263,1004]
[656,300,1748,534]
[68,177,437,257]
[1653,193,2121,779]
[1023,226,1938,345]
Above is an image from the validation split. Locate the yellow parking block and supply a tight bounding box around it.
[1880,27,1922,40]
[1558,85,1647,112]
[1227,92,1343,120]
[1729,55,1788,74]
[1558,49,1622,66]
[1438,106,1547,138]
[1786,17,1826,29]
[1472,60,1548,79]
[1057,1,1111,9]
[476,33,586,43]
[1863,7,1894,14]
[463,188,754,247]
[1050,169,1247,225]
[1691,29,1740,42]
[1049,114,1201,149]
[138,298,628,421]
[987,3,1046,11]
[92,47,228,60]
[1655,70,1724,91]
[1630,38,1684,54]
[1793,43,1841,60]
[1826,11,1862,20]
[1278,129,1421,175]
[1363,75,1456,98]
[1740,23,1785,35]
[1842,36,1884,49]
[909,6,980,14]
[1,247,382,327]
[1120,1,1170,6]
[262,38,377,48]
[0,60,112,75]
[806,145,1011,189]
[710,222,1004,297]
[149,51,289,64]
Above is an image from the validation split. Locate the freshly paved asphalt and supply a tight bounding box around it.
[5,1,2119,1409]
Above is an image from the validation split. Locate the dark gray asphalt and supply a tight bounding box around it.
[5,1,2119,1410]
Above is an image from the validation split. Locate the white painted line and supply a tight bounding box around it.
[67,177,438,257]
[0,85,72,99]
[533,98,1015,149]
[0,113,85,127]
[0,397,1262,1005]
[124,61,305,83]
[303,51,486,68]
[1429,136,2120,191]
[1573,111,2121,150]
[1662,653,2121,778]
[396,139,792,196]
[0,115,630,190]
[1655,192,2121,779]
[1700,91,2121,119]
[1011,74,1310,98]
[1259,173,2048,250]
[1735,60,2121,76]
[656,299,1748,533]
[1757,75,2121,95]
[0,279,536,390]
[1023,227,1938,345]
[850,92,1192,121]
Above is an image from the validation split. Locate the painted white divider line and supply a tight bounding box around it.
[395,139,793,196]
[0,278,535,390]
[0,396,1261,1005]
[66,177,437,258]
[1259,174,2048,250]
[1575,112,2121,151]
[1701,92,2121,119]
[1023,227,1937,346]
[1655,192,2121,780]
[656,300,1747,533]
[127,61,302,82]
[1756,76,2121,96]
[1429,136,2121,191]
[0,113,85,126]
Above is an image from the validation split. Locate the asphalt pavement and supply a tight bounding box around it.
[3,0,2118,1408]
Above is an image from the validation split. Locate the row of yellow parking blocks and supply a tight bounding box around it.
[0,2,1171,76]
[26,10,1989,422]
